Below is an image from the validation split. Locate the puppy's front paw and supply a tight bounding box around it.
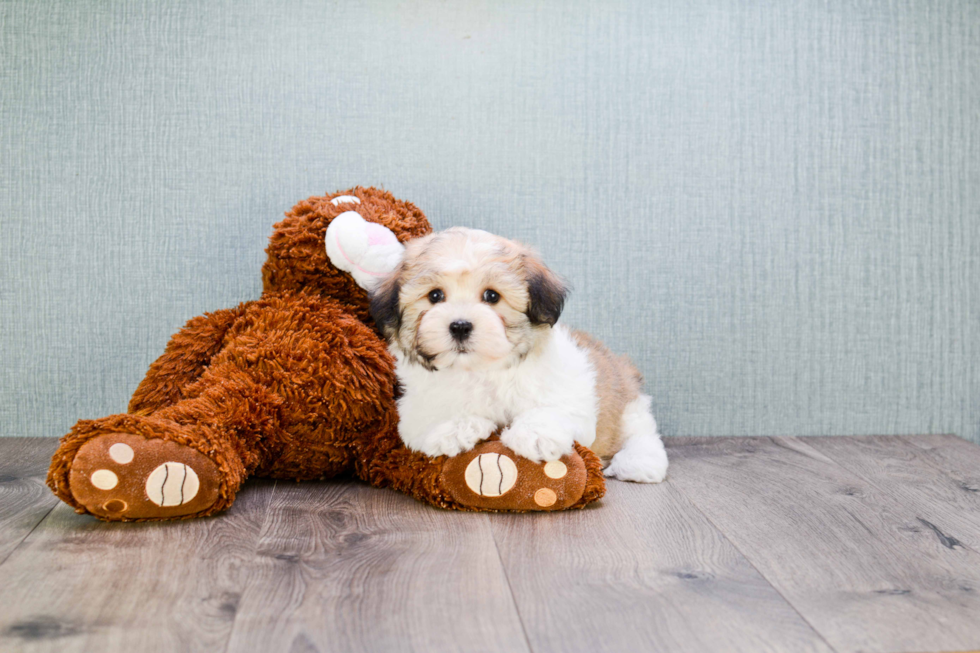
[500,424,575,463]
[414,416,497,458]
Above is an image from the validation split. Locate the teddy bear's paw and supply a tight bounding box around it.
[67,432,221,521]
[324,208,404,292]
[439,439,588,511]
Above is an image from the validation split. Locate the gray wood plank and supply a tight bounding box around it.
[668,436,980,653]
[0,438,60,566]
[490,478,835,653]
[899,434,980,499]
[807,435,980,551]
[0,478,274,653]
[225,480,530,653]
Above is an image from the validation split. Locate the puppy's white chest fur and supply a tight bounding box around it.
[395,325,599,460]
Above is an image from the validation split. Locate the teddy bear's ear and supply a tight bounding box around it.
[325,210,405,292]
[369,267,402,338]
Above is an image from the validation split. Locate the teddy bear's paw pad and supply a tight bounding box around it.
[67,433,220,520]
[441,440,587,511]
[464,453,518,497]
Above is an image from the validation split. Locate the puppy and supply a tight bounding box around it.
[369,227,668,483]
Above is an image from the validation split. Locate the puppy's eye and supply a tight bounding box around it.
[427,289,445,304]
[482,289,500,304]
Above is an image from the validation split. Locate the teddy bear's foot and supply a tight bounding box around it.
[440,439,591,511]
[66,432,221,520]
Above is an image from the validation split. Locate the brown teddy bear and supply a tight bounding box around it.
[47,187,606,521]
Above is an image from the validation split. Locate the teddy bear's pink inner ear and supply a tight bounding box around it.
[365,222,399,247]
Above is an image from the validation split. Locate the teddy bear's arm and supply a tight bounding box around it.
[128,305,248,415]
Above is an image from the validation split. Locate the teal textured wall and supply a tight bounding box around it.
[2,1,978,442]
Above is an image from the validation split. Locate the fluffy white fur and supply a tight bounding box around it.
[366,226,669,483]
[396,324,598,461]
[605,395,669,483]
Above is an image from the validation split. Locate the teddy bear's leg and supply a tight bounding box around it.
[128,306,248,416]
[438,440,607,511]
[48,363,283,521]
[354,419,606,512]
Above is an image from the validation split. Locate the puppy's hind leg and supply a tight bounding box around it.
[604,394,668,483]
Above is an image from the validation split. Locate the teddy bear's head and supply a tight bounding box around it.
[262,187,431,324]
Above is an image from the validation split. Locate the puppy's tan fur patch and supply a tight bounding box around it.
[569,330,642,461]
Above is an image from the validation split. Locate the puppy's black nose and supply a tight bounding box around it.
[449,320,473,342]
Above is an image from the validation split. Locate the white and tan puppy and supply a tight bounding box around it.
[369,227,668,483]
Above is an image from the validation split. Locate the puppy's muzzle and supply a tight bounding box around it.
[449,320,473,342]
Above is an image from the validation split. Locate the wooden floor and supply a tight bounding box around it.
[1,436,980,653]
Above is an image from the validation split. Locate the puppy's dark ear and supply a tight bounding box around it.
[369,267,402,338]
[524,255,568,326]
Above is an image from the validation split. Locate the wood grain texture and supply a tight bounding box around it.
[668,436,980,653]
[899,434,980,500]
[807,435,980,551]
[224,480,530,653]
[0,438,59,565]
[6,437,980,652]
[490,479,834,653]
[0,479,275,653]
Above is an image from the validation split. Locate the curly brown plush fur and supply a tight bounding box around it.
[47,187,605,521]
